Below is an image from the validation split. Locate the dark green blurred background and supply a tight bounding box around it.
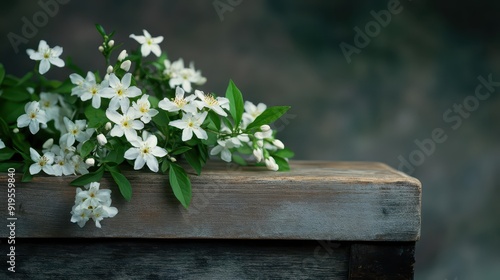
[1,0,499,278]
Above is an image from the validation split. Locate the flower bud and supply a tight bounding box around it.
[13,128,19,133]
[98,45,104,52]
[97,133,108,145]
[103,73,110,80]
[42,138,54,149]
[117,50,128,62]
[108,40,115,48]
[260,125,271,132]
[120,60,131,72]
[85,158,95,167]
[106,65,114,74]
[257,140,264,148]
[265,156,279,171]
[272,139,285,149]
[105,122,112,130]
[170,156,177,162]
[253,148,263,163]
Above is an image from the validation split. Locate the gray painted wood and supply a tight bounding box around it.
[3,240,348,279]
[0,161,421,241]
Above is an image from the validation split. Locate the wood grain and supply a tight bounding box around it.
[0,161,421,241]
[2,239,348,280]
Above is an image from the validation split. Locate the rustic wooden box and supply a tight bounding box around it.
[1,161,421,279]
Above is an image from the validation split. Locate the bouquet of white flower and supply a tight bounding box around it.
[0,24,293,228]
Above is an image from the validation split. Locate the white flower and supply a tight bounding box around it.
[71,155,90,175]
[97,134,108,146]
[27,40,65,74]
[124,131,168,172]
[210,139,237,162]
[17,101,47,134]
[85,158,95,167]
[158,87,197,114]
[91,205,118,228]
[39,92,60,121]
[117,50,128,61]
[29,148,55,175]
[77,182,112,209]
[169,68,197,93]
[101,73,142,111]
[80,78,109,109]
[260,125,271,132]
[71,182,118,228]
[194,90,229,117]
[169,111,208,141]
[105,122,112,130]
[0,139,5,149]
[129,29,164,57]
[243,101,267,127]
[272,139,285,149]
[106,105,144,141]
[254,129,273,140]
[163,58,185,77]
[265,156,279,171]
[60,118,90,147]
[131,94,158,124]
[120,60,131,72]
[253,148,263,162]
[52,155,75,176]
[70,204,91,228]
[70,71,95,98]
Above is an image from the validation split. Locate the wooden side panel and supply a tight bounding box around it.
[0,161,421,241]
[348,242,416,279]
[2,239,348,279]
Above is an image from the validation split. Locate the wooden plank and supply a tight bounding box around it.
[0,161,421,240]
[348,242,416,279]
[3,239,348,279]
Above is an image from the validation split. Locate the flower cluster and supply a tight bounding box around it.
[70,182,118,228]
[0,24,293,229]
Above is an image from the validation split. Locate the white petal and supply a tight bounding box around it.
[17,114,31,128]
[124,148,140,160]
[129,34,146,44]
[126,86,142,98]
[29,148,40,162]
[193,127,208,140]
[134,156,146,170]
[108,74,120,88]
[29,120,40,134]
[151,147,167,157]
[49,57,65,67]
[221,149,232,162]
[39,60,50,74]
[181,128,193,141]
[141,44,151,57]
[145,155,159,172]
[150,44,161,57]
[29,164,41,175]
[121,73,132,88]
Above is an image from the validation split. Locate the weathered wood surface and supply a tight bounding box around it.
[0,161,421,240]
[2,239,349,280]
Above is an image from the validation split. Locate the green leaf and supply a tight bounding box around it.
[0,148,16,161]
[246,106,291,131]
[15,72,33,86]
[21,163,33,182]
[232,154,247,166]
[85,106,107,128]
[70,166,105,186]
[152,109,170,127]
[95,23,106,37]
[169,163,192,208]
[273,148,295,159]
[0,88,31,102]
[54,79,75,94]
[184,148,202,176]
[0,100,25,124]
[171,146,192,155]
[161,159,170,173]
[207,110,221,131]
[110,171,132,201]
[273,156,290,172]
[80,140,95,158]
[103,145,125,165]
[0,63,5,86]
[0,162,23,172]
[225,80,244,129]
